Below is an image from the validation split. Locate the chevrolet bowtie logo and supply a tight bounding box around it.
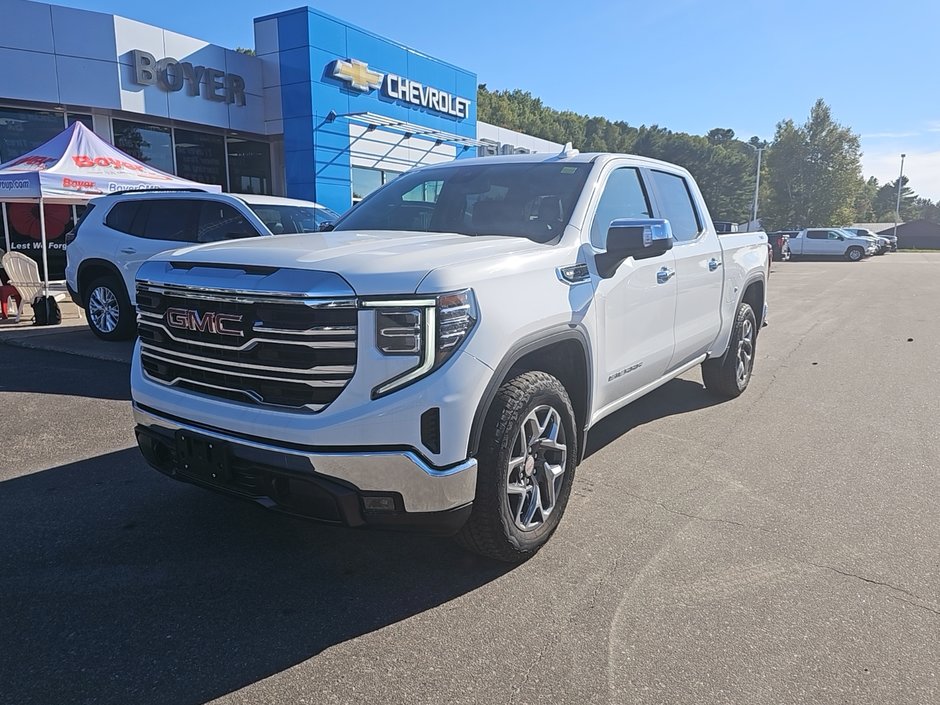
[332,58,384,92]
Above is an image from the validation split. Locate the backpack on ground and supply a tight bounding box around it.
[32,296,61,326]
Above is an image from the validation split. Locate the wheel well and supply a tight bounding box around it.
[742,280,765,327]
[77,261,122,302]
[505,339,590,452]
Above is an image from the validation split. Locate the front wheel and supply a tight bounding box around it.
[702,302,757,399]
[85,275,135,341]
[456,371,578,562]
[846,247,864,262]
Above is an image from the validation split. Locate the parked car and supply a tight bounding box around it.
[838,228,887,255]
[131,150,769,562]
[766,231,794,261]
[844,227,895,252]
[787,228,877,261]
[65,191,339,340]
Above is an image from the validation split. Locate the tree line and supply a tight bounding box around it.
[477,86,939,230]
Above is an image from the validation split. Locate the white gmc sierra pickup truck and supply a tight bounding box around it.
[131,150,769,561]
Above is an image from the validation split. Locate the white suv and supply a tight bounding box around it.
[65,191,339,340]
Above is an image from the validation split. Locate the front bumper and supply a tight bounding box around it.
[133,404,477,534]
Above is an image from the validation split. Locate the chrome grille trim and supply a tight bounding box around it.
[152,377,327,413]
[137,280,357,304]
[140,349,349,388]
[137,317,356,351]
[136,279,358,412]
[251,324,357,336]
[139,343,355,376]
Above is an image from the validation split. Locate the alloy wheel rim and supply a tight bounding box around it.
[506,405,567,532]
[88,286,120,333]
[850,249,861,260]
[736,318,754,387]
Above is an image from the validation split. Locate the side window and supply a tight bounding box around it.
[104,202,141,235]
[827,231,843,240]
[589,167,652,247]
[650,170,702,242]
[402,180,443,204]
[196,202,259,243]
[806,230,826,240]
[133,200,199,242]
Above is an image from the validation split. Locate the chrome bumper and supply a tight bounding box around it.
[132,404,477,513]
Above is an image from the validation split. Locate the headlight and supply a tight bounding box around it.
[363,289,477,398]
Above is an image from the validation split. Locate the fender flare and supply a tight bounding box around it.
[467,325,593,460]
[76,258,126,304]
[740,273,766,312]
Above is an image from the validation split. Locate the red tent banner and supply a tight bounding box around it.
[0,121,220,202]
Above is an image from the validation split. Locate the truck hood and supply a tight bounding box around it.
[163,230,548,295]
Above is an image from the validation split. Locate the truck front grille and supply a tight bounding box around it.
[136,283,357,412]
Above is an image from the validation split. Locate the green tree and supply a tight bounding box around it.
[872,176,917,221]
[913,197,940,223]
[761,100,862,229]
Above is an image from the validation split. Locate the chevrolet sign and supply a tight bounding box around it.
[330,59,470,120]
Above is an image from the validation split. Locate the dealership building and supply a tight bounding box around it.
[0,0,559,275]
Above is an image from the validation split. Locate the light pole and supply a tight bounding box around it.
[894,153,906,240]
[745,142,766,228]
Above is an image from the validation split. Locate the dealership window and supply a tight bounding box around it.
[67,113,93,130]
[227,138,271,194]
[112,119,174,175]
[175,129,226,188]
[0,106,65,163]
[352,167,402,202]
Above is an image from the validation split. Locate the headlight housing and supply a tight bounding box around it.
[363,289,477,398]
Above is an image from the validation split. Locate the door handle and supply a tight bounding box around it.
[656,267,675,284]
[120,248,137,254]
[708,258,722,271]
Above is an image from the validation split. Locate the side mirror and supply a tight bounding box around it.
[596,218,673,278]
[318,221,336,232]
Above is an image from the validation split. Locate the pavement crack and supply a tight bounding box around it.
[893,596,940,617]
[808,562,929,604]
[624,490,774,534]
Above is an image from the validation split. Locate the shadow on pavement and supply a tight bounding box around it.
[0,345,130,401]
[0,448,510,705]
[584,377,724,459]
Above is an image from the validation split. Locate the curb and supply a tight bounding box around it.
[0,329,132,365]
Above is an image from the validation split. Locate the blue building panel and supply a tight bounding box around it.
[258,5,477,213]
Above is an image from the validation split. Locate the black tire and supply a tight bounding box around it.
[456,371,578,563]
[84,275,135,341]
[845,247,864,262]
[701,302,757,399]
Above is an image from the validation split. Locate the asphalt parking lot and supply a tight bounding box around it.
[1,253,938,705]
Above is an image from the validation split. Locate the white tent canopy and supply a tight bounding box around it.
[0,121,220,291]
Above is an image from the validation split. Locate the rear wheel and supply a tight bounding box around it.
[702,302,757,399]
[456,371,578,562]
[85,275,135,341]
[846,247,864,262]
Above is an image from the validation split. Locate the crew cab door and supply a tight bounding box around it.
[589,166,677,411]
[648,170,724,370]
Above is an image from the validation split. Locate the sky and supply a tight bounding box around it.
[53,0,940,201]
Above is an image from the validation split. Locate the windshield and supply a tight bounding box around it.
[246,203,340,235]
[332,161,593,243]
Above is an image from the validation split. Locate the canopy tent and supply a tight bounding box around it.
[0,121,220,292]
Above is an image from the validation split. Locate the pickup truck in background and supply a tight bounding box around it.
[845,227,897,252]
[131,150,769,562]
[787,228,877,261]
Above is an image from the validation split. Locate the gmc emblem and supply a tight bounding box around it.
[165,308,244,337]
